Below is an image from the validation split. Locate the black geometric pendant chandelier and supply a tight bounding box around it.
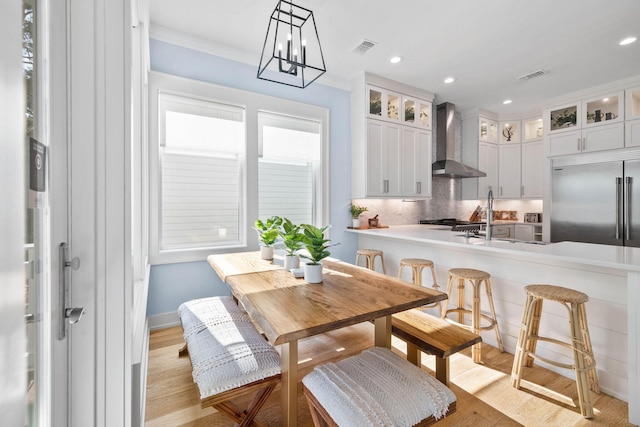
[257,0,326,88]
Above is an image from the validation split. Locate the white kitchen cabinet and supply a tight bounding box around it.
[491,224,514,238]
[548,123,624,156]
[521,141,543,198]
[515,223,543,242]
[498,144,521,199]
[626,86,640,121]
[499,120,520,144]
[366,120,402,197]
[401,127,432,197]
[522,116,544,142]
[583,92,623,127]
[367,85,401,123]
[478,141,498,197]
[627,119,640,148]
[402,96,432,130]
[352,73,435,199]
[546,101,581,134]
[479,117,498,143]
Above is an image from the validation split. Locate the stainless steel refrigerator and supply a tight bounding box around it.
[551,160,640,247]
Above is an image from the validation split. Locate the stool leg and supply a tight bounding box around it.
[429,265,442,316]
[471,280,482,363]
[441,274,454,319]
[578,303,600,393]
[484,278,504,352]
[379,254,386,274]
[511,293,537,388]
[570,302,595,419]
[525,298,543,367]
[366,255,373,271]
[355,254,362,268]
[397,264,405,280]
[457,278,466,325]
[413,266,422,286]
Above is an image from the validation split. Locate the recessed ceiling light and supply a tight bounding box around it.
[620,36,637,46]
[603,98,609,102]
[503,99,512,105]
[444,77,456,84]
[389,56,403,64]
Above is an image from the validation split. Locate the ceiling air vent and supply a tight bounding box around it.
[517,69,547,81]
[352,39,377,55]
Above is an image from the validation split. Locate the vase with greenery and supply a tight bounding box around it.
[278,218,304,270]
[254,216,282,260]
[300,224,337,283]
[350,203,368,228]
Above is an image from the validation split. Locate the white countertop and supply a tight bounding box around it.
[346,225,640,272]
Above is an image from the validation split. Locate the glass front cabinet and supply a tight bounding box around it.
[479,117,498,143]
[522,117,543,142]
[366,85,431,130]
[583,92,623,127]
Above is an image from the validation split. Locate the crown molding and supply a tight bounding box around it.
[149,23,351,91]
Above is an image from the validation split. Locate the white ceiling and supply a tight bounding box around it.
[149,0,640,115]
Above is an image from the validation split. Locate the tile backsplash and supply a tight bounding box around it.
[352,179,542,225]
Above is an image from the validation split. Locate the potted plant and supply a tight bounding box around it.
[350,203,368,228]
[278,218,305,270]
[254,216,282,260]
[300,224,337,283]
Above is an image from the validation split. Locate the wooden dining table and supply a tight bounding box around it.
[207,251,447,427]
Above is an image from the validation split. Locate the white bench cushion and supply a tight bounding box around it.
[178,297,281,398]
[303,347,456,426]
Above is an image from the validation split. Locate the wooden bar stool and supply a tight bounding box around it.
[441,268,503,363]
[398,258,442,315]
[511,284,600,419]
[355,248,386,274]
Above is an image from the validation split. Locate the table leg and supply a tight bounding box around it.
[281,340,298,427]
[374,315,392,348]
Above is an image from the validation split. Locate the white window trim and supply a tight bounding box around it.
[148,71,329,264]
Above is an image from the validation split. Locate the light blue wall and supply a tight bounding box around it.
[147,39,358,317]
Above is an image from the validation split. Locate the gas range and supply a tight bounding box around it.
[419,218,486,232]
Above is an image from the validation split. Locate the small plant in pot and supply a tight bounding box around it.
[254,216,283,260]
[278,218,305,270]
[300,224,337,283]
[350,203,368,228]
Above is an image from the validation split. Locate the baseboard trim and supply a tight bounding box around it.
[148,311,180,330]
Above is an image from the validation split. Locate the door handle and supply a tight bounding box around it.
[416,181,421,194]
[616,178,622,240]
[577,138,581,151]
[58,243,86,340]
[626,177,632,241]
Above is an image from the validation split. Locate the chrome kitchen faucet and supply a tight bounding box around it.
[486,188,493,241]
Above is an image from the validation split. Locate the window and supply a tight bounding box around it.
[158,93,245,251]
[258,112,321,225]
[149,72,329,264]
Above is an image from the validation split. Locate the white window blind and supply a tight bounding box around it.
[258,112,320,224]
[159,93,245,250]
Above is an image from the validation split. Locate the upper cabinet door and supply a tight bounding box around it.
[479,117,498,143]
[522,116,543,142]
[546,101,582,134]
[626,86,640,121]
[367,85,401,122]
[499,120,520,144]
[402,96,432,130]
[583,92,623,127]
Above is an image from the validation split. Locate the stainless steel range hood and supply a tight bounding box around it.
[432,102,486,178]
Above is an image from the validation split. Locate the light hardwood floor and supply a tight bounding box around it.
[145,323,630,426]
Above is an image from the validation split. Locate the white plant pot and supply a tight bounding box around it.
[260,246,274,260]
[304,263,324,284]
[284,254,300,270]
[352,218,361,228]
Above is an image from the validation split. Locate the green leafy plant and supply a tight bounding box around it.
[350,203,368,219]
[254,216,283,246]
[300,224,338,265]
[278,218,305,256]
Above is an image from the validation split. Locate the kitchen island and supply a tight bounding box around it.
[347,225,640,424]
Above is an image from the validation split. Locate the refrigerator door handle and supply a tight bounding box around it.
[626,176,632,241]
[616,177,622,240]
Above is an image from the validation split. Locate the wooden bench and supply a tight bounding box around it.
[178,296,281,427]
[392,309,482,385]
[302,347,457,426]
